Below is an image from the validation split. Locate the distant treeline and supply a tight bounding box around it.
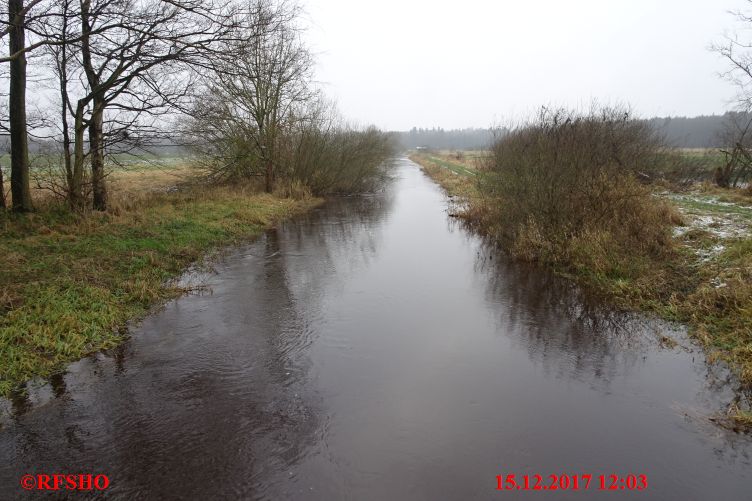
[396,127,497,150]
[644,113,743,149]
[395,112,752,150]
[2,112,746,156]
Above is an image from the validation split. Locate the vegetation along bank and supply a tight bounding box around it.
[0,0,395,396]
[410,106,752,429]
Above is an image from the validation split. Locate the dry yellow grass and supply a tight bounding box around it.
[109,163,196,193]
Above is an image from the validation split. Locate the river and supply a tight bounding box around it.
[1,158,750,499]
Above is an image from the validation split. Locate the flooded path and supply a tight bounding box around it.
[2,158,751,499]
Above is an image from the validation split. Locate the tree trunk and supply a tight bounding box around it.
[90,99,107,210]
[8,0,33,212]
[58,3,75,205]
[265,157,274,193]
[79,0,107,210]
[0,161,6,208]
[62,110,74,202]
[70,103,86,210]
[264,130,275,193]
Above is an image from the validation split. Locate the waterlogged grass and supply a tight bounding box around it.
[732,408,752,429]
[0,186,320,396]
[412,152,752,426]
[671,194,752,220]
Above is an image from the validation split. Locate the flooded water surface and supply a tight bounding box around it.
[2,158,751,499]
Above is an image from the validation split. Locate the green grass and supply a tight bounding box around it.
[732,408,752,429]
[424,155,478,177]
[410,154,479,200]
[0,186,320,396]
[675,149,726,173]
[671,194,752,220]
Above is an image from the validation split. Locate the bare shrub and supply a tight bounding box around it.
[650,150,715,187]
[716,112,752,187]
[183,1,396,196]
[192,105,395,196]
[479,106,678,267]
[280,120,396,195]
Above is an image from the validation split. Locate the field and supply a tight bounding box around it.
[1,153,193,198]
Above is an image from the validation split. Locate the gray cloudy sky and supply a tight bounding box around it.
[304,0,750,130]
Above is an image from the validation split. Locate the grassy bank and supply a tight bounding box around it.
[0,182,320,396]
[411,151,752,429]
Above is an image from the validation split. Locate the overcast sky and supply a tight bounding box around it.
[304,0,751,130]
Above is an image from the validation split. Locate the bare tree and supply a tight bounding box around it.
[36,0,239,210]
[713,3,752,187]
[0,158,5,207]
[5,0,33,211]
[717,112,752,187]
[0,0,59,211]
[0,44,8,208]
[190,0,313,192]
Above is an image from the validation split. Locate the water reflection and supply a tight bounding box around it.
[477,248,646,390]
[0,173,396,499]
[474,235,752,420]
[0,158,750,500]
